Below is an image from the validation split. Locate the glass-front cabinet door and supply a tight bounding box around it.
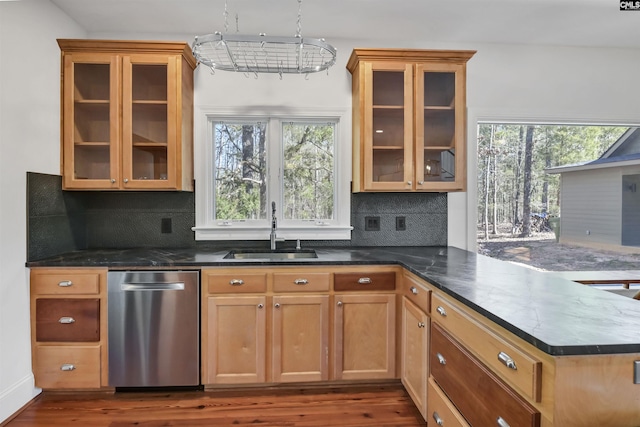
[62,53,119,189]
[121,55,177,189]
[415,63,466,191]
[364,62,413,191]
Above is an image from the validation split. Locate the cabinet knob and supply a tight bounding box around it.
[498,351,517,370]
[418,181,424,185]
[432,412,444,426]
[410,286,418,295]
[60,364,76,371]
[436,306,447,317]
[417,322,425,328]
[497,416,511,427]
[337,301,343,307]
[123,178,129,183]
[274,303,281,308]
[229,279,244,286]
[294,278,309,285]
[437,352,446,365]
[257,303,264,309]
[58,280,73,287]
[407,181,412,186]
[111,178,116,183]
[58,317,75,324]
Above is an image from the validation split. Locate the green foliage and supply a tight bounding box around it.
[477,124,628,229]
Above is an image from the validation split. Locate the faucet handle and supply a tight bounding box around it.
[271,201,276,214]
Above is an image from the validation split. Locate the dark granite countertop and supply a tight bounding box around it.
[26,246,640,357]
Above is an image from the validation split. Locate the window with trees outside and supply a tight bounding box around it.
[193,110,352,241]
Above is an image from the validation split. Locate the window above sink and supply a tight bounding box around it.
[193,107,353,241]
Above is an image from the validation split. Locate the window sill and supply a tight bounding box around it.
[192,225,353,241]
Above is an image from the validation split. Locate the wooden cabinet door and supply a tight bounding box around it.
[414,62,467,191]
[401,298,428,420]
[121,54,179,189]
[272,295,329,382]
[362,61,414,191]
[205,296,266,384]
[333,293,396,380]
[61,52,120,190]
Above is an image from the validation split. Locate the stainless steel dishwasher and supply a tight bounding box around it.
[107,270,200,388]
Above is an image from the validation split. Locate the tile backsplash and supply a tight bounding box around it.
[27,172,447,261]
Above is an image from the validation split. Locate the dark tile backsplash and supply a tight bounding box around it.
[27,172,447,261]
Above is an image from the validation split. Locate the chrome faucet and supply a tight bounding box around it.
[270,201,278,250]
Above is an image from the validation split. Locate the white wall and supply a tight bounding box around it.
[0,0,84,422]
[4,4,640,422]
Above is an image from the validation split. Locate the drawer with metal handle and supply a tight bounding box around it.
[273,272,330,292]
[432,292,543,402]
[204,271,267,294]
[334,271,396,291]
[33,345,101,389]
[427,377,470,427]
[31,270,102,295]
[430,323,541,427]
[402,274,431,313]
[35,298,100,342]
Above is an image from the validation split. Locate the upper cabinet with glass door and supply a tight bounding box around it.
[347,49,475,192]
[58,40,196,190]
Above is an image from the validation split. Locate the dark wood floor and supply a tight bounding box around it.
[3,383,424,427]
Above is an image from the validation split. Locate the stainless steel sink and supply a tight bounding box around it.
[224,249,318,260]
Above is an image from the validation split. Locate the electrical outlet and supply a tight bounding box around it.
[396,216,406,231]
[365,216,380,231]
[161,218,172,234]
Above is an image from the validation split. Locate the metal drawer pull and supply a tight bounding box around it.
[498,351,517,370]
[58,317,75,324]
[497,416,511,427]
[229,279,244,286]
[436,306,447,317]
[358,277,372,284]
[294,279,309,285]
[337,301,343,307]
[274,303,281,308]
[437,353,446,365]
[60,364,76,371]
[410,286,418,295]
[418,322,425,328]
[432,411,444,426]
[58,280,73,287]
[257,303,264,309]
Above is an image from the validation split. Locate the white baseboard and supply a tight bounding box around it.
[0,374,40,424]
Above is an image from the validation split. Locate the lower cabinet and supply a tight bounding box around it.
[205,295,267,384]
[427,377,470,427]
[333,293,396,380]
[29,268,108,390]
[401,298,428,420]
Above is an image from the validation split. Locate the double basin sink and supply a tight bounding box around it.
[224,249,318,260]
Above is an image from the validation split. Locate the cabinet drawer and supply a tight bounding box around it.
[273,272,330,292]
[402,275,430,313]
[427,377,470,427]
[35,299,100,342]
[34,345,101,389]
[31,270,101,295]
[206,273,267,294]
[432,293,542,402]
[431,323,540,427]
[334,271,395,291]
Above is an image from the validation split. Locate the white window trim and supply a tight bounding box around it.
[192,106,353,241]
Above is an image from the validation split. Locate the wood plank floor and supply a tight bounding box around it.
[3,384,424,427]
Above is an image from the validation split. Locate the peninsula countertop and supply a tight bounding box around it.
[26,245,640,357]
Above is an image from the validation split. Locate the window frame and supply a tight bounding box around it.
[193,106,352,241]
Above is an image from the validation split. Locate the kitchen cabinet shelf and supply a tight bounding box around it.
[348,48,475,192]
[58,39,195,190]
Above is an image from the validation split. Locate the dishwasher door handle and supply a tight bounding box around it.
[121,282,185,291]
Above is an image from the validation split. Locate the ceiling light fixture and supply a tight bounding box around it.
[192,0,336,78]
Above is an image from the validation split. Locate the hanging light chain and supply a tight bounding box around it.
[296,0,303,37]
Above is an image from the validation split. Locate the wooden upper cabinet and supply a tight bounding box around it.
[347,48,475,192]
[57,39,196,191]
